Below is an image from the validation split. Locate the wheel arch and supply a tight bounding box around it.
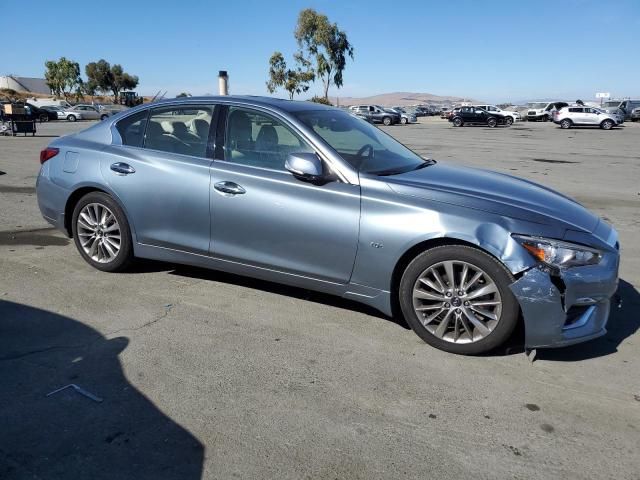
[64,184,136,240]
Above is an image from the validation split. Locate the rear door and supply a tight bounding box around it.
[102,104,215,254]
[209,105,360,283]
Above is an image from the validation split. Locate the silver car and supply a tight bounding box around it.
[67,104,111,121]
[36,96,620,354]
[553,106,620,129]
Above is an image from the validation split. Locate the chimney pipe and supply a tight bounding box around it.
[218,70,228,96]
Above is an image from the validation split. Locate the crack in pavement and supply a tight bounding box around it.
[104,303,177,338]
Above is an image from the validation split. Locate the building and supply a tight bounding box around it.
[0,75,51,95]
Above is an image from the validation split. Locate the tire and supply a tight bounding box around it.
[399,245,520,355]
[382,116,392,126]
[401,117,408,125]
[67,114,77,122]
[542,115,549,122]
[100,114,108,121]
[487,118,497,128]
[39,114,48,123]
[453,117,463,127]
[600,120,614,130]
[71,192,133,272]
[560,119,572,129]
[505,116,514,126]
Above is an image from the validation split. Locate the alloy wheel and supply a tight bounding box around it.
[412,260,502,344]
[76,203,121,263]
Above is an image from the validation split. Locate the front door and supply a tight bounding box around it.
[209,106,360,283]
[101,104,215,254]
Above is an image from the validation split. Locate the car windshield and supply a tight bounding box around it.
[294,109,431,175]
[530,103,547,109]
[602,101,619,108]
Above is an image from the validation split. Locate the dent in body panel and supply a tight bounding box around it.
[350,177,539,293]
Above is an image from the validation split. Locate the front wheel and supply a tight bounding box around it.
[560,119,572,129]
[39,114,48,123]
[71,192,133,272]
[382,116,392,126]
[487,118,497,128]
[399,245,520,355]
[600,120,614,130]
[100,114,108,121]
[505,116,514,126]
[400,117,408,125]
[67,114,77,122]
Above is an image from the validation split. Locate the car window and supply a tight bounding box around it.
[295,109,426,175]
[568,107,583,113]
[224,107,314,171]
[116,110,149,148]
[144,105,213,157]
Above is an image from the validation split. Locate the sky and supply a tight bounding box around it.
[1,0,639,103]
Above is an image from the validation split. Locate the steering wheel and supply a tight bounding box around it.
[354,144,374,169]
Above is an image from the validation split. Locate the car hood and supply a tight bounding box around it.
[383,163,600,233]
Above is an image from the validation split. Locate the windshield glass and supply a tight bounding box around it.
[294,109,428,175]
[602,101,620,108]
[530,103,547,109]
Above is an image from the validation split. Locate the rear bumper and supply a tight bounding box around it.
[510,248,620,349]
[36,162,70,236]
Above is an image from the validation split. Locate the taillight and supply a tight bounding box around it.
[40,147,59,164]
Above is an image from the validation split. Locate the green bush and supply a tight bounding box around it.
[309,96,333,106]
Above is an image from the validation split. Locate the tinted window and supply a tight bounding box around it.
[295,109,428,175]
[225,107,314,171]
[116,110,148,148]
[144,105,213,157]
[568,108,583,113]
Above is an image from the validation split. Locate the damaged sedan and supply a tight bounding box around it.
[36,96,620,354]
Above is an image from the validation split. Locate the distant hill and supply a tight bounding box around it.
[331,91,481,107]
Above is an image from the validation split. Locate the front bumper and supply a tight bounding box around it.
[510,247,620,349]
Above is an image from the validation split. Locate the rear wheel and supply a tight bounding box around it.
[71,192,133,272]
[399,245,519,355]
[100,114,108,121]
[382,116,392,126]
[453,117,463,127]
[39,113,48,123]
[600,119,614,130]
[487,118,497,128]
[560,119,572,129]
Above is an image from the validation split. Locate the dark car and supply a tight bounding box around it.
[26,103,58,122]
[351,105,400,125]
[449,106,510,128]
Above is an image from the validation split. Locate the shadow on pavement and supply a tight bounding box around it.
[538,279,639,361]
[0,300,204,479]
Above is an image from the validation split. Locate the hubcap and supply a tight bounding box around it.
[412,260,502,344]
[77,203,121,263]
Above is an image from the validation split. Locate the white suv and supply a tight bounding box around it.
[553,106,619,130]
[474,105,520,123]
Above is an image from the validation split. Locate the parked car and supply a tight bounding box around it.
[553,106,619,130]
[631,107,640,122]
[600,100,640,121]
[385,107,417,125]
[351,105,400,125]
[41,105,85,122]
[526,102,568,121]
[36,96,620,355]
[450,106,510,127]
[474,105,520,123]
[67,104,111,121]
[25,103,58,122]
[440,107,450,119]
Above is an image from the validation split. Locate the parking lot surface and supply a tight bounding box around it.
[1,119,638,479]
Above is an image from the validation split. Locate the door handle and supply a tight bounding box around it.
[214,181,246,195]
[110,162,136,175]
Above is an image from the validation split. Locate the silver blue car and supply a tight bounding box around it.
[36,96,620,354]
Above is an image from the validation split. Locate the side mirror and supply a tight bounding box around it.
[285,152,324,182]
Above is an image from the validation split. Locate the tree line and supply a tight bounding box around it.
[44,57,138,103]
[267,8,353,103]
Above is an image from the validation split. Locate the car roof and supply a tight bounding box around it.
[139,95,336,113]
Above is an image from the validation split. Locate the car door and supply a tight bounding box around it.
[209,105,360,283]
[583,108,600,125]
[101,104,215,254]
[569,107,586,124]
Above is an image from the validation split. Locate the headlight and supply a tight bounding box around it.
[513,235,602,269]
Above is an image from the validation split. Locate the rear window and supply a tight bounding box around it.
[116,110,148,148]
[569,107,583,113]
